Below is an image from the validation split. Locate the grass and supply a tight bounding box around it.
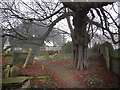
[38,53,72,61]
[83,78,104,84]
[28,85,38,89]
[52,53,72,60]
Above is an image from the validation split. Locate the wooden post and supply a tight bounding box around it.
[23,48,32,68]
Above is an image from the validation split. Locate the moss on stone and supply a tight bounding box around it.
[5,57,13,65]
[112,53,120,60]
[6,65,10,69]
[4,65,11,78]
[99,42,120,74]
[99,41,114,57]
[4,69,9,78]
[2,77,28,88]
[99,41,120,60]
[2,52,13,56]
[10,66,20,77]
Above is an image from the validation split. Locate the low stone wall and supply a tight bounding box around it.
[111,58,120,75]
[99,41,120,75]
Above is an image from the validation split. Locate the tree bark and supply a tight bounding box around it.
[71,11,90,70]
[72,36,89,70]
[64,2,114,70]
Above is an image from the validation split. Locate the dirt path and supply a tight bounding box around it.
[39,60,84,88]
[37,53,120,88]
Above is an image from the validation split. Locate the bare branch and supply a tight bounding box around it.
[87,17,119,44]
[42,12,73,41]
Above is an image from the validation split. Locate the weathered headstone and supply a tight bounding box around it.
[23,48,32,68]
[10,66,20,77]
[2,77,29,89]
[4,65,11,78]
[105,47,110,70]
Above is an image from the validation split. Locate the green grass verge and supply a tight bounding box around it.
[38,53,72,61]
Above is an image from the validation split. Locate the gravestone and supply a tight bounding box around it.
[10,66,20,77]
[4,65,11,78]
[2,77,29,89]
[105,47,110,70]
[23,48,32,68]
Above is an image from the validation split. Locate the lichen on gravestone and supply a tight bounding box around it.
[4,65,11,78]
[10,66,20,77]
[6,65,10,69]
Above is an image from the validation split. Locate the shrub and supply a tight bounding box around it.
[99,41,114,55]
[115,48,120,54]
[62,41,72,54]
[13,52,34,64]
[91,43,100,53]
[5,56,13,65]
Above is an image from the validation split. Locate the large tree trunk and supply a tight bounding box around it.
[71,11,90,70]
[72,34,89,70]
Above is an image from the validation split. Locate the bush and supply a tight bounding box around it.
[62,41,72,54]
[13,52,34,64]
[5,56,13,65]
[99,41,114,55]
[2,52,13,56]
[91,43,100,53]
[115,48,120,54]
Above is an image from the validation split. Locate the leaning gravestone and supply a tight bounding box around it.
[10,66,20,77]
[23,48,32,68]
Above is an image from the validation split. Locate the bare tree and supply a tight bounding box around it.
[62,1,120,70]
[0,0,120,70]
[0,0,68,51]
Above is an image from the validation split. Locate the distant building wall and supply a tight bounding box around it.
[45,46,62,51]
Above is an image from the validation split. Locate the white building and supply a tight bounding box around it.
[3,37,11,52]
[45,46,62,51]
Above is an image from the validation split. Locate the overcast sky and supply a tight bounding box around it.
[1,0,119,47]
